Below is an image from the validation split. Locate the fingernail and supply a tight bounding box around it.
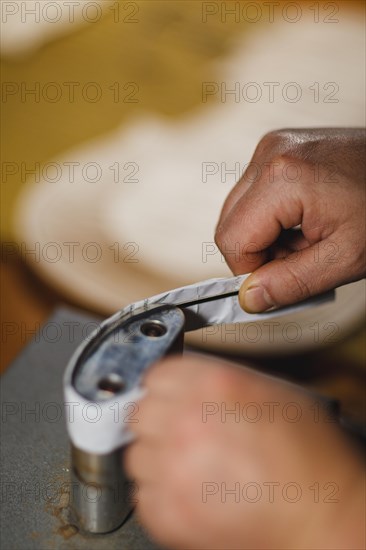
[241,286,274,313]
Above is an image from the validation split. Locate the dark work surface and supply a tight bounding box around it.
[0,307,161,550]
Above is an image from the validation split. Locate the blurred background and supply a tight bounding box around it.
[1,1,365,432]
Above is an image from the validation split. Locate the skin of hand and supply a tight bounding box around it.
[215,128,366,313]
[124,355,365,550]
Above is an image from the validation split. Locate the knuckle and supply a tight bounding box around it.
[214,225,223,249]
[257,129,306,167]
[267,153,295,176]
[258,128,294,154]
[214,224,228,254]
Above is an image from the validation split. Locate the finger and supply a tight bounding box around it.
[267,229,311,260]
[124,440,161,482]
[216,164,258,228]
[274,228,310,252]
[238,235,348,312]
[134,484,189,550]
[142,356,193,394]
[129,394,173,439]
[215,180,304,275]
[216,136,273,228]
[143,355,216,395]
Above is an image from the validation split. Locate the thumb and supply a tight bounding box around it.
[239,239,343,312]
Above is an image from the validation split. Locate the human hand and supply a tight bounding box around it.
[124,355,365,549]
[215,128,366,312]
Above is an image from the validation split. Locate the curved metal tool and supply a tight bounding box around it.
[67,305,185,534]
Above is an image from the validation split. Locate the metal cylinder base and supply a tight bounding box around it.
[70,445,134,534]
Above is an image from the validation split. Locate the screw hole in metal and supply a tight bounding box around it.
[140,321,167,338]
[98,374,126,395]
